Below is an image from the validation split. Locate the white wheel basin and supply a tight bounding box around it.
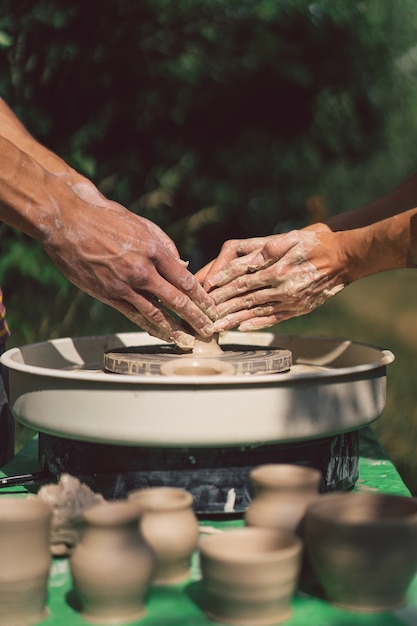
[1,331,394,447]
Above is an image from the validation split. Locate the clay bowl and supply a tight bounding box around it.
[304,492,417,612]
[199,527,303,626]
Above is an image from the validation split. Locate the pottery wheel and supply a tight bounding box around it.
[104,344,292,376]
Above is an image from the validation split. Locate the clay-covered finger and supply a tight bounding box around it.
[208,266,277,305]
[238,311,294,331]
[203,251,265,290]
[153,254,217,323]
[201,238,271,289]
[113,294,197,351]
[195,259,215,285]
[214,302,294,333]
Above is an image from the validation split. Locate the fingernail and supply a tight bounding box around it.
[214,319,229,331]
[206,272,223,289]
[251,253,264,266]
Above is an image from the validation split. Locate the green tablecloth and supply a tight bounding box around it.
[1,428,416,626]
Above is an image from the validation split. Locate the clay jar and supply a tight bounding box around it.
[70,500,155,624]
[245,463,321,533]
[128,486,199,585]
[304,492,417,611]
[0,497,52,626]
[199,526,303,626]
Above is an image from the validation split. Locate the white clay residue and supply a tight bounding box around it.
[71,181,108,208]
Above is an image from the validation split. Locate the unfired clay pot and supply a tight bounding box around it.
[0,497,52,626]
[128,486,199,585]
[70,500,155,624]
[199,526,303,626]
[245,464,322,533]
[304,492,417,612]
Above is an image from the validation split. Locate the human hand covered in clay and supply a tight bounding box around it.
[0,100,216,349]
[197,225,348,332]
[199,189,417,332]
[42,186,217,350]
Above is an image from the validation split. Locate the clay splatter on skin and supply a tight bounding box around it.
[71,181,108,207]
[211,230,347,331]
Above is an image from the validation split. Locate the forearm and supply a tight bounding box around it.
[338,207,417,283]
[0,135,91,244]
[0,98,82,185]
[326,172,417,231]
[0,100,218,346]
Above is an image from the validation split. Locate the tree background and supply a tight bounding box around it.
[2,0,417,490]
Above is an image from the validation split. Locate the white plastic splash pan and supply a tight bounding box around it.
[1,331,394,447]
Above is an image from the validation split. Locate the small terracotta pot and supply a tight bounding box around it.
[304,492,417,612]
[70,500,155,624]
[0,497,52,626]
[245,464,321,533]
[199,527,303,626]
[128,486,199,585]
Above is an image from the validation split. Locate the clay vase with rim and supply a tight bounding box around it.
[199,526,303,626]
[0,497,52,626]
[128,486,199,585]
[70,500,155,624]
[245,463,322,533]
[304,492,417,612]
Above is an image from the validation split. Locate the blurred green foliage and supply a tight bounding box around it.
[0,0,417,345]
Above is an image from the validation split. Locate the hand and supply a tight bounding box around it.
[42,185,217,349]
[197,225,348,332]
[0,124,217,350]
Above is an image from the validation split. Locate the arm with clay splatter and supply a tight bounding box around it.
[0,100,217,348]
[196,178,417,332]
